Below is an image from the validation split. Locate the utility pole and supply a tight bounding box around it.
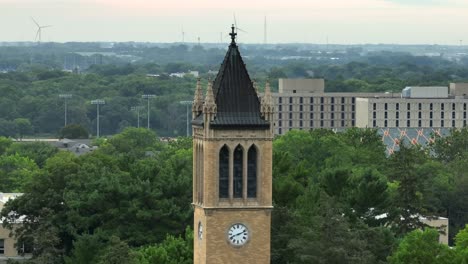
[179,100,192,136]
[142,94,156,129]
[59,94,72,127]
[91,99,105,138]
[131,106,144,128]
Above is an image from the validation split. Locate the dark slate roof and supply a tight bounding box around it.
[209,30,269,129]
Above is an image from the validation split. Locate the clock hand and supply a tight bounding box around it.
[229,230,246,239]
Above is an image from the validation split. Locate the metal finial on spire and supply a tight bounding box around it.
[230,24,237,44]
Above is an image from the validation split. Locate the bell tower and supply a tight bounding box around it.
[192,25,274,264]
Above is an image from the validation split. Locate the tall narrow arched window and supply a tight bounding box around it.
[247,146,257,198]
[233,145,243,198]
[219,145,229,198]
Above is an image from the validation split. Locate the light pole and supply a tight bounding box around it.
[179,100,192,137]
[131,106,144,128]
[91,99,105,138]
[59,94,72,126]
[142,94,156,129]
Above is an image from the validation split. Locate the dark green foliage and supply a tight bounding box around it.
[6,142,58,167]
[59,124,89,139]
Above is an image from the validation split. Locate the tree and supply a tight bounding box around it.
[388,228,455,264]
[0,154,38,192]
[59,124,89,139]
[6,142,58,167]
[14,118,33,139]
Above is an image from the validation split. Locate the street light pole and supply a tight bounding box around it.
[179,100,193,137]
[59,94,72,127]
[131,106,144,128]
[91,99,105,138]
[142,94,156,129]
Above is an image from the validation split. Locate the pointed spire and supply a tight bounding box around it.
[203,80,217,114]
[229,24,237,45]
[192,78,204,118]
[261,80,274,119]
[253,79,259,95]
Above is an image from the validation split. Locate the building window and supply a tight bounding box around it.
[320,105,324,111]
[331,97,335,104]
[279,105,282,111]
[289,97,293,104]
[247,146,257,198]
[320,113,324,119]
[310,120,314,127]
[341,112,345,119]
[384,120,388,127]
[464,103,467,111]
[289,120,292,127]
[418,112,422,119]
[430,103,433,111]
[373,120,376,127]
[320,120,324,127]
[279,121,282,127]
[396,103,400,110]
[464,120,467,127]
[352,97,356,104]
[289,113,293,119]
[430,120,433,127]
[407,112,410,119]
[418,103,422,110]
[331,113,335,119]
[279,97,282,104]
[352,120,355,126]
[384,112,388,119]
[279,128,282,134]
[310,113,314,119]
[396,112,399,119]
[396,120,399,127]
[430,112,433,119]
[300,113,303,119]
[453,103,456,111]
[219,146,229,198]
[452,120,456,127]
[233,145,243,198]
[310,97,314,104]
[464,112,466,119]
[352,113,355,119]
[300,105,303,111]
[441,120,444,127]
[293,90,296,93]
[407,103,411,110]
[341,105,345,111]
[385,103,388,110]
[441,103,445,111]
[352,105,355,111]
[418,120,422,127]
[341,97,345,104]
[341,120,345,127]
[0,239,3,255]
[452,112,456,119]
[289,105,293,111]
[279,113,282,119]
[331,105,334,111]
[441,112,444,118]
[300,120,303,127]
[407,120,410,127]
[299,97,303,104]
[331,120,334,127]
[320,97,324,104]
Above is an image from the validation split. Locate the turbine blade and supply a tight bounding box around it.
[236,27,247,33]
[233,13,237,27]
[31,17,40,27]
[35,29,40,41]
[41,25,53,28]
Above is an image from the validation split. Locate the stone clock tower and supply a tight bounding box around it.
[191,26,274,264]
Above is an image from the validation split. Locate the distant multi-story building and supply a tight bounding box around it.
[356,85,468,128]
[273,79,468,134]
[273,78,392,134]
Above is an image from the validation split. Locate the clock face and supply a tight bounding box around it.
[228,223,249,246]
[198,221,203,240]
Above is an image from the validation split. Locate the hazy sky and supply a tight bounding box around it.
[1,0,467,44]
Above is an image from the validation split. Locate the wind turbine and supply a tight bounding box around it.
[31,17,52,43]
[181,26,185,43]
[233,13,247,34]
